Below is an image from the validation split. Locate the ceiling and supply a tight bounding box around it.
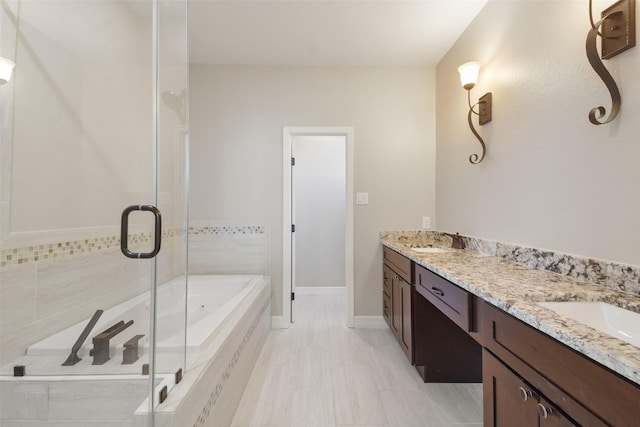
[188,0,488,67]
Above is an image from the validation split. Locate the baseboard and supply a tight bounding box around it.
[271,316,288,329]
[354,316,388,329]
[294,286,346,295]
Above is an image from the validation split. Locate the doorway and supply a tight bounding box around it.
[282,127,354,327]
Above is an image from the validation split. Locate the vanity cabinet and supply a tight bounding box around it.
[413,263,482,382]
[382,247,413,362]
[478,300,640,427]
[381,242,640,426]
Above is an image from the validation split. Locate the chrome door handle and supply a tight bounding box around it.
[120,205,162,259]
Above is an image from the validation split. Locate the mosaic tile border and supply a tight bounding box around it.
[0,225,266,268]
[0,228,185,267]
[382,230,640,296]
[189,225,265,236]
[193,296,270,427]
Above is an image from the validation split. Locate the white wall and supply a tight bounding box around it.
[189,65,436,316]
[293,135,346,288]
[436,0,640,266]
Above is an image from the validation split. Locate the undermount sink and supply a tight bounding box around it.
[410,247,451,253]
[539,301,640,348]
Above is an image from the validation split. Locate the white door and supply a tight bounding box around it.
[282,126,354,328]
[291,135,347,320]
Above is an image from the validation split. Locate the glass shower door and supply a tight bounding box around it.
[0,0,188,424]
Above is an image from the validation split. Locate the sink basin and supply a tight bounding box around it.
[410,247,451,253]
[539,302,640,347]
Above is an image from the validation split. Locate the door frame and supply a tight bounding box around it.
[282,127,354,328]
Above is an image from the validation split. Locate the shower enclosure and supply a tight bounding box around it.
[0,0,188,424]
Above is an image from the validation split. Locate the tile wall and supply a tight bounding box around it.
[0,223,269,367]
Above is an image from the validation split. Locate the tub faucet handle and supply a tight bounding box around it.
[122,334,145,365]
[90,320,134,365]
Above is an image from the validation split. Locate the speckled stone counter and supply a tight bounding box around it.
[381,230,640,386]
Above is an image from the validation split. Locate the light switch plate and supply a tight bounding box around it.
[356,192,369,205]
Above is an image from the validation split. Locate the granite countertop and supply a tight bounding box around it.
[380,233,640,386]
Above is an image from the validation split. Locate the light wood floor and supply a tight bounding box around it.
[231,293,483,427]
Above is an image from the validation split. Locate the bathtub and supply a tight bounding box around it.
[27,274,265,369]
[2,274,271,426]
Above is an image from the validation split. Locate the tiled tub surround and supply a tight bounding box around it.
[0,223,268,365]
[188,223,270,276]
[381,230,640,385]
[0,277,271,426]
[152,276,271,427]
[0,228,186,366]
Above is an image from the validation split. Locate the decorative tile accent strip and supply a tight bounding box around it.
[189,225,265,236]
[192,296,270,427]
[0,228,186,267]
[0,225,266,268]
[381,230,640,296]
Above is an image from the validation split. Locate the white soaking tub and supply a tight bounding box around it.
[27,275,264,368]
[1,274,272,426]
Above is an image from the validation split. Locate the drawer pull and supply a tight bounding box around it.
[431,287,444,297]
[536,403,552,419]
[518,387,532,401]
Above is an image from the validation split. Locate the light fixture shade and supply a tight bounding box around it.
[0,57,16,85]
[458,62,481,90]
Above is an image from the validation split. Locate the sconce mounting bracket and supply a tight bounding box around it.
[478,92,492,126]
[601,0,635,59]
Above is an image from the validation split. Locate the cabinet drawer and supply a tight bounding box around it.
[414,264,471,332]
[383,247,411,283]
[383,264,392,296]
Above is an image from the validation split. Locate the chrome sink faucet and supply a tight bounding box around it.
[444,232,465,250]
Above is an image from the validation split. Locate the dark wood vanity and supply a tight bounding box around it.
[382,247,413,362]
[382,245,640,426]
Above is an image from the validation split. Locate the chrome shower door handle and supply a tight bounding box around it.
[120,205,162,259]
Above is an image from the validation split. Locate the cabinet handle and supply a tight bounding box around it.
[430,287,444,297]
[537,403,552,419]
[518,387,533,401]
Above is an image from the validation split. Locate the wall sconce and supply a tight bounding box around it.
[586,0,635,125]
[458,62,492,164]
[0,57,16,85]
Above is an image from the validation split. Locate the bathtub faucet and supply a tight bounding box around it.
[90,320,134,365]
[62,309,104,366]
[443,232,465,250]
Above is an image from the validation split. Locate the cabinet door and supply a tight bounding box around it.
[400,280,412,362]
[383,291,392,328]
[383,264,392,296]
[483,350,538,427]
[391,274,402,339]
